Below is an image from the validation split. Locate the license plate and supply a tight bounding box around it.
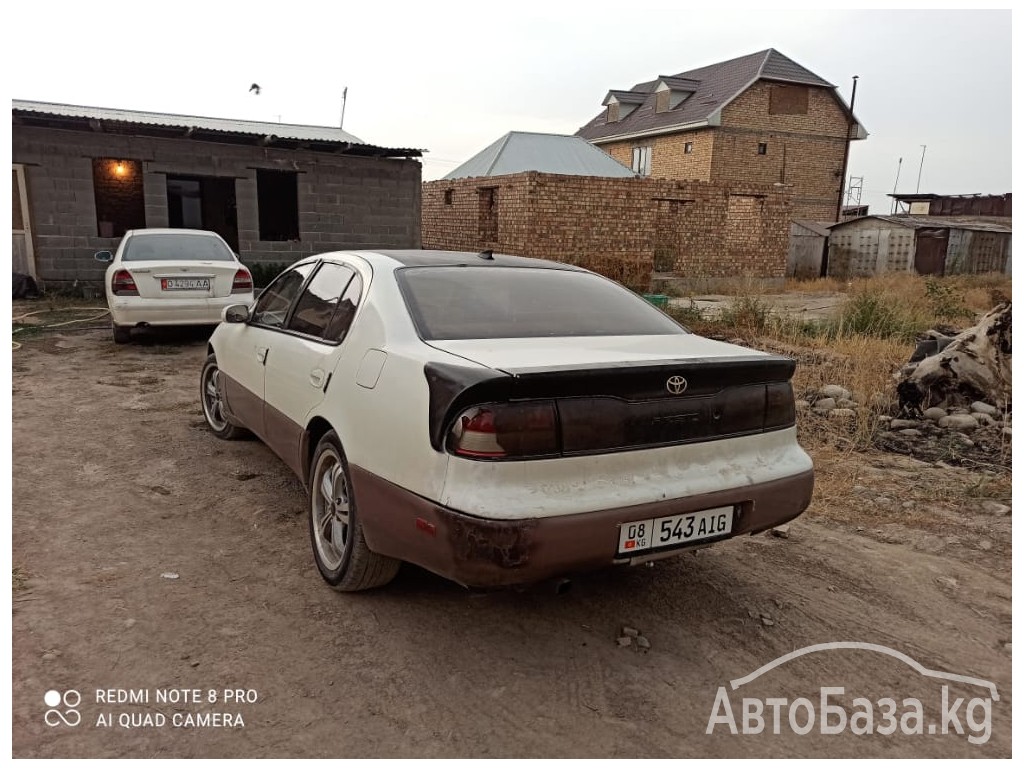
[617,506,734,556]
[161,278,210,291]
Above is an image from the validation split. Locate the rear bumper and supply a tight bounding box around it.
[109,294,254,327]
[352,465,814,588]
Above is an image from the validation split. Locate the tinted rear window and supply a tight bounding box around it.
[397,267,685,340]
[123,233,234,262]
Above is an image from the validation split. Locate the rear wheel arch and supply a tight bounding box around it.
[303,416,335,488]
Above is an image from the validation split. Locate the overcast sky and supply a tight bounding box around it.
[8,4,1012,217]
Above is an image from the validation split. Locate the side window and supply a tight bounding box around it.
[251,263,316,329]
[287,263,357,340]
[324,272,363,342]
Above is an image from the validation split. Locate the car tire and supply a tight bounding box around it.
[200,354,248,440]
[112,323,132,344]
[309,430,400,592]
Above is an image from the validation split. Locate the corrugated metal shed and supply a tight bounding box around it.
[831,215,1012,234]
[12,99,422,157]
[443,132,636,180]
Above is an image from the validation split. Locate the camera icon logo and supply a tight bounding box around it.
[44,690,81,727]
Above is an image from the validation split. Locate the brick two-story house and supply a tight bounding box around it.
[577,49,866,221]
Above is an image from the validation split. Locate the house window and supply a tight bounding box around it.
[444,189,454,205]
[256,170,300,241]
[478,187,498,242]
[606,103,620,123]
[655,90,670,113]
[757,143,768,155]
[684,142,694,155]
[631,146,652,176]
[92,158,145,238]
[769,85,809,115]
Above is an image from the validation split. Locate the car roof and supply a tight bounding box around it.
[305,249,588,272]
[127,228,222,237]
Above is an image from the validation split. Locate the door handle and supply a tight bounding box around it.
[255,346,268,364]
[309,369,325,388]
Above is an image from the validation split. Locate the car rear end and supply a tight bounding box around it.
[360,261,813,588]
[108,231,255,327]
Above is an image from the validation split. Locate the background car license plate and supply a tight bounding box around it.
[161,278,210,291]
[617,506,734,556]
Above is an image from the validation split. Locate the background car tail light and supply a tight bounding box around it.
[764,381,796,429]
[111,270,138,296]
[448,402,559,459]
[231,268,253,294]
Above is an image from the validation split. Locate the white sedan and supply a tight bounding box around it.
[202,250,814,591]
[96,228,255,344]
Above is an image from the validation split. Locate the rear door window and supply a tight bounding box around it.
[251,262,316,329]
[397,266,685,340]
[286,263,358,341]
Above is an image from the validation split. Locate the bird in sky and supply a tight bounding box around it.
[249,83,261,95]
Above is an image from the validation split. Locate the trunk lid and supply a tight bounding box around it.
[121,260,242,299]
[424,336,797,456]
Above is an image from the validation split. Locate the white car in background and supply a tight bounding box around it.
[201,250,814,591]
[96,228,254,344]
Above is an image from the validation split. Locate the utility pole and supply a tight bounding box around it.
[915,144,927,193]
[340,87,348,130]
[833,75,859,223]
[823,74,859,277]
[891,157,903,213]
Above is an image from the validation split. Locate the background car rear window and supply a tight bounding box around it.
[287,263,358,340]
[122,233,235,261]
[397,267,686,340]
[251,262,315,328]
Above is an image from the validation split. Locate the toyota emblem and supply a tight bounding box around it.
[666,376,688,395]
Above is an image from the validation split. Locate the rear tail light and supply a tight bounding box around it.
[111,270,138,296]
[764,382,796,429]
[448,402,559,459]
[232,268,253,294]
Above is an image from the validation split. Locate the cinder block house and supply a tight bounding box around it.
[12,100,423,285]
[576,49,866,222]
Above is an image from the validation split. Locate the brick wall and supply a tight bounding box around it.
[422,172,790,290]
[13,125,421,283]
[601,129,716,182]
[591,81,851,222]
[712,82,850,221]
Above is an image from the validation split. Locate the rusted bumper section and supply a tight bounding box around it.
[351,466,815,588]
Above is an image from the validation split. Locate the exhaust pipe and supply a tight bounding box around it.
[553,578,572,596]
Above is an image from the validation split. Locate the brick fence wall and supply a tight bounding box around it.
[13,125,422,283]
[422,172,790,291]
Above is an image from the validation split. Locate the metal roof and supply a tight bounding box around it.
[443,131,636,180]
[791,219,834,237]
[577,48,861,144]
[12,99,423,157]
[829,215,1012,234]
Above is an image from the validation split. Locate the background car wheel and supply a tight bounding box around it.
[309,431,400,592]
[200,354,248,440]
[112,323,131,344]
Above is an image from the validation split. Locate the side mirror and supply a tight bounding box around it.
[222,304,251,324]
[94,251,114,263]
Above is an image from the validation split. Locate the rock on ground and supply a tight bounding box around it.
[819,385,852,401]
[939,414,980,432]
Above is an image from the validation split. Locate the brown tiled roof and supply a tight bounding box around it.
[577,49,836,142]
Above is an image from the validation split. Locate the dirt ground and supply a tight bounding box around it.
[11,326,1012,758]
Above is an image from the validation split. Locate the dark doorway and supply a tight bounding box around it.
[914,228,948,276]
[166,175,239,252]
